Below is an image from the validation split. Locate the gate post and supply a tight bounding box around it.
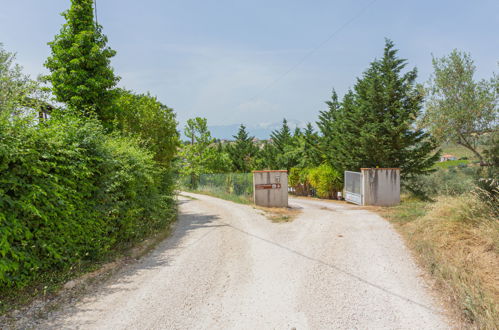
[360,168,400,206]
[252,170,288,207]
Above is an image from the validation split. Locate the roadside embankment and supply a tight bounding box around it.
[379,193,499,329]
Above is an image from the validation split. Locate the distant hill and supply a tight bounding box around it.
[207,120,308,140]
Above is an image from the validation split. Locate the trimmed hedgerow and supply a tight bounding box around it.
[0,116,176,287]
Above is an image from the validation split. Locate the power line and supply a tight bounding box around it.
[242,0,379,106]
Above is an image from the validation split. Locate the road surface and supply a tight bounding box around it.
[42,192,450,329]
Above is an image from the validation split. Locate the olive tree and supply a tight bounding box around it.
[423,50,498,165]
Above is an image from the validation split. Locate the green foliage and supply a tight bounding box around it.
[423,50,498,165]
[226,125,259,172]
[321,40,440,180]
[317,90,341,166]
[404,167,479,200]
[0,44,45,118]
[178,117,228,187]
[112,89,179,166]
[0,116,175,288]
[433,159,470,169]
[180,173,253,204]
[307,164,342,199]
[44,0,119,121]
[294,123,321,168]
[264,119,300,170]
[288,167,312,196]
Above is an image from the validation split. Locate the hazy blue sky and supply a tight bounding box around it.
[1,0,498,130]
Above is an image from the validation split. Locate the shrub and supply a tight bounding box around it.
[112,89,179,166]
[0,116,176,288]
[289,167,311,196]
[307,164,342,199]
[403,166,479,199]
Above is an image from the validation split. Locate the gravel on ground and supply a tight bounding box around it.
[34,192,451,329]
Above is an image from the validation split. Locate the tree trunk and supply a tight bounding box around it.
[457,136,485,166]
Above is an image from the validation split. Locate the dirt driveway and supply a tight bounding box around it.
[39,192,450,329]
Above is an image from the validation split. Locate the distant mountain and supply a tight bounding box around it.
[208,120,308,140]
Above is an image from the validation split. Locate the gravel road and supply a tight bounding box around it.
[41,192,450,329]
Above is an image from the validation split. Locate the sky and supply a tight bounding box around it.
[1,0,498,136]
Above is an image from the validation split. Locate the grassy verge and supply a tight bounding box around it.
[0,214,176,320]
[181,189,252,205]
[378,194,498,329]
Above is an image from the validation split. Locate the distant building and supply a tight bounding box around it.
[440,154,457,162]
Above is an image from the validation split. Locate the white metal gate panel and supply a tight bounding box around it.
[344,171,362,205]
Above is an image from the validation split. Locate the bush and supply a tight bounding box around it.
[404,166,479,199]
[112,89,179,166]
[307,164,342,199]
[0,116,176,288]
[289,167,311,196]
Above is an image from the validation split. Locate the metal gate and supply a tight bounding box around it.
[344,171,362,205]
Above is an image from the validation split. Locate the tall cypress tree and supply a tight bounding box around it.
[296,123,321,168]
[227,124,259,172]
[332,39,439,178]
[270,118,292,152]
[45,0,119,122]
[269,119,298,170]
[317,90,341,165]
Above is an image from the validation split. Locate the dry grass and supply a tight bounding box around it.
[380,193,499,329]
[255,206,302,223]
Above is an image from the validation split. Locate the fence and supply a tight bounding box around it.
[179,173,254,203]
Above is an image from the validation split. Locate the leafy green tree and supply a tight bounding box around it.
[209,141,232,173]
[178,117,219,187]
[226,124,259,172]
[0,44,46,118]
[330,39,439,178]
[423,50,498,165]
[45,0,119,121]
[112,89,179,166]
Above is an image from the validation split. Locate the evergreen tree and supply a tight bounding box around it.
[254,140,278,170]
[270,118,292,151]
[317,90,341,165]
[331,40,439,178]
[45,0,119,122]
[295,123,321,168]
[227,124,259,172]
[269,119,298,170]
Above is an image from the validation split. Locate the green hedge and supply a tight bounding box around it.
[289,165,342,199]
[0,117,176,287]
